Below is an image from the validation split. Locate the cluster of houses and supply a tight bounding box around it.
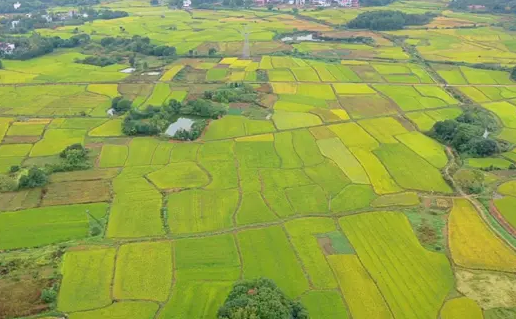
[9,10,90,30]
[253,0,358,6]
[0,42,15,55]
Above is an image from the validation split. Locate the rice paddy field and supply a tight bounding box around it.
[2,0,516,319]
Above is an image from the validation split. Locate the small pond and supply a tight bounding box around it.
[165,117,195,136]
[280,34,321,42]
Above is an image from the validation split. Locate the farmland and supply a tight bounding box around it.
[1,0,516,318]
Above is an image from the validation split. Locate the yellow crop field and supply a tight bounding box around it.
[449,199,516,272]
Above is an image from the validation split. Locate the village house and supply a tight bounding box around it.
[10,20,20,29]
[0,42,16,55]
[13,2,21,10]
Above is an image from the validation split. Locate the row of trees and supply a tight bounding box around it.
[347,10,436,31]
[1,9,128,34]
[0,33,89,60]
[449,0,516,14]
[0,0,99,13]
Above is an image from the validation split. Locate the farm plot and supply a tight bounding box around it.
[88,119,124,137]
[158,281,233,319]
[441,298,483,319]
[148,162,209,189]
[236,191,278,225]
[237,226,309,297]
[300,291,349,319]
[68,301,158,319]
[31,129,86,157]
[175,234,241,281]
[350,147,402,194]
[114,241,173,301]
[107,166,165,238]
[125,137,160,166]
[340,211,454,319]
[449,199,516,272]
[406,108,463,131]
[358,117,408,143]
[202,116,275,140]
[58,248,116,312]
[41,180,111,206]
[395,131,448,168]
[0,203,108,250]
[167,189,239,234]
[374,143,452,193]
[482,101,516,129]
[331,184,377,212]
[316,138,369,184]
[328,254,393,319]
[99,144,128,168]
[374,85,452,111]
[284,218,337,289]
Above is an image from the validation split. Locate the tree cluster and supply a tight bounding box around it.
[347,10,436,31]
[1,9,128,34]
[429,108,503,158]
[173,120,207,141]
[203,83,257,104]
[75,55,121,67]
[0,0,99,13]
[0,33,90,60]
[218,278,308,319]
[122,99,227,136]
[111,97,133,114]
[99,36,176,57]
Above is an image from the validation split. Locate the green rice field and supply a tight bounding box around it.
[1,1,516,319]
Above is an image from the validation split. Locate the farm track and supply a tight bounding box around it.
[443,146,516,251]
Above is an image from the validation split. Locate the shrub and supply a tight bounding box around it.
[218,278,308,319]
[41,288,57,304]
[18,167,48,189]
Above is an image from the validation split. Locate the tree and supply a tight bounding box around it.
[267,4,273,10]
[0,59,3,69]
[292,7,299,14]
[114,99,132,114]
[208,47,217,56]
[18,167,48,189]
[218,278,308,319]
[150,0,159,5]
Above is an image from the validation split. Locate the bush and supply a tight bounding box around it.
[41,288,57,304]
[218,278,308,319]
[18,167,48,189]
[111,97,132,114]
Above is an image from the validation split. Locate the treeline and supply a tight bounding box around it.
[1,9,128,34]
[360,0,395,6]
[347,10,436,31]
[99,36,177,57]
[429,108,509,158]
[449,0,516,14]
[0,0,99,13]
[0,33,89,60]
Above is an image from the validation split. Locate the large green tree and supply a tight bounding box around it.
[218,278,308,319]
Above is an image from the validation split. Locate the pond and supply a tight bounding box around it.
[165,117,195,136]
[280,34,321,42]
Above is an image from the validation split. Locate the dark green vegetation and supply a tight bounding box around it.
[449,0,516,14]
[0,33,89,60]
[218,278,308,319]
[0,0,99,13]
[429,108,504,158]
[1,9,128,34]
[347,10,436,30]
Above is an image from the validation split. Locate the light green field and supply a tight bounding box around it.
[328,254,393,319]
[396,131,448,168]
[114,241,173,301]
[31,129,86,156]
[238,226,309,297]
[374,143,452,193]
[148,162,209,189]
[317,138,369,184]
[340,212,454,319]
[273,110,322,130]
[358,117,408,143]
[300,291,349,319]
[68,301,159,319]
[99,144,128,168]
[58,248,116,312]
[167,189,239,234]
[175,234,240,281]
[0,203,107,250]
[441,298,483,319]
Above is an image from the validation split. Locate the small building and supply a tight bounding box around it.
[183,0,191,7]
[41,14,53,22]
[11,20,20,29]
[468,4,485,10]
[82,13,89,18]
[254,0,268,5]
[13,2,21,10]
[0,43,16,55]
[25,13,32,18]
